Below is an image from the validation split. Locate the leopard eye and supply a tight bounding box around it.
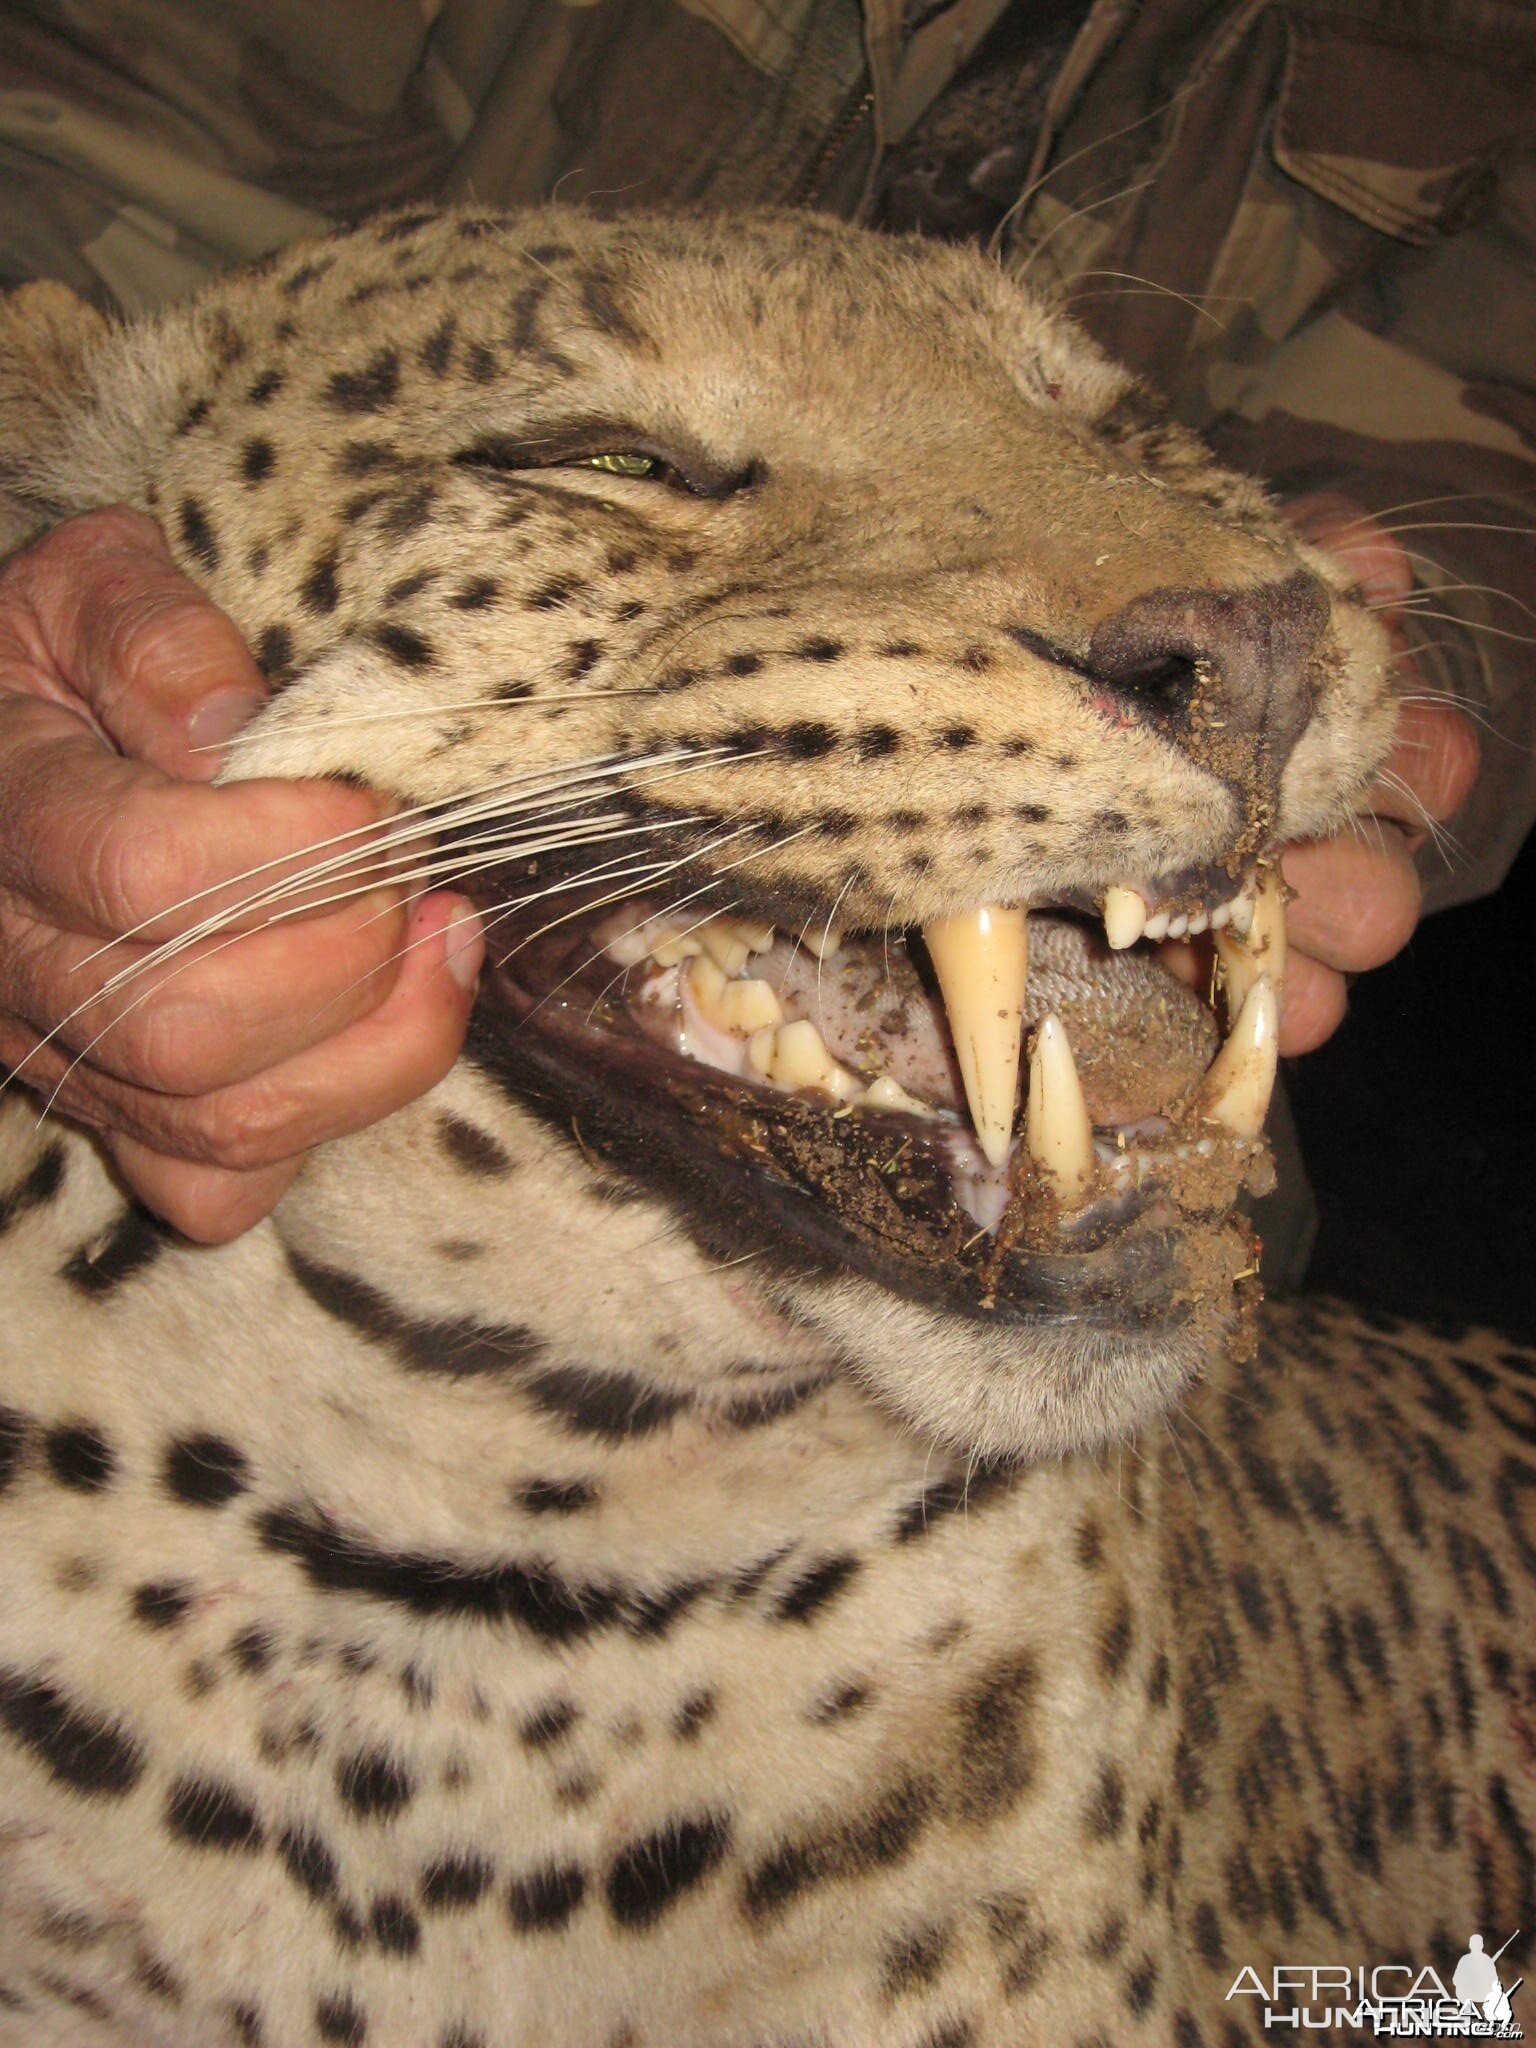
[581,452,659,478]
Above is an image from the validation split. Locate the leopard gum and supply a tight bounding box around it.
[921,904,1030,1168]
[1215,868,1287,1014]
[1025,1012,1095,1202]
[1196,975,1279,1138]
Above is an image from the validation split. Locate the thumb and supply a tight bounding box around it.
[6,506,268,780]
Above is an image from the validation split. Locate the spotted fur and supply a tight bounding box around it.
[0,210,1529,2048]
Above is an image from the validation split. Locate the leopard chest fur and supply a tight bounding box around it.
[2,1105,1532,2048]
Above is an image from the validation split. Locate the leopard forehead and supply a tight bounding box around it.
[59,204,1392,932]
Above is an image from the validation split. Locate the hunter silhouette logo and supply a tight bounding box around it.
[1226,1929,1523,2036]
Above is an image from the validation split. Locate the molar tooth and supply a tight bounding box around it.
[800,921,844,961]
[1197,975,1279,1139]
[650,928,705,966]
[922,904,1029,1169]
[859,1075,933,1118]
[769,1019,861,1100]
[684,952,729,1018]
[1102,885,1147,951]
[700,918,753,975]
[1214,869,1287,1015]
[1025,1013,1095,1204]
[715,977,783,1033]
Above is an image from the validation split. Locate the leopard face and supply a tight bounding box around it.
[4,206,1397,1463]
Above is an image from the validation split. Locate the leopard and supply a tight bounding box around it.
[0,205,1531,2048]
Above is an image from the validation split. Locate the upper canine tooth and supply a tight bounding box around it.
[1103,885,1147,951]
[923,904,1029,1169]
[1025,1013,1095,1203]
[1197,974,1279,1139]
[1226,883,1257,938]
[1214,869,1287,1015]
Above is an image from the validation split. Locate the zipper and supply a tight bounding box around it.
[788,80,877,207]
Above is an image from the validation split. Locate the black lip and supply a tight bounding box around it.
[466,957,1202,1332]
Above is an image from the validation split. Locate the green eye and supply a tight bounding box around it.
[583,452,657,477]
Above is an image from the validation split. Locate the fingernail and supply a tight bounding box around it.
[444,903,485,990]
[188,688,265,752]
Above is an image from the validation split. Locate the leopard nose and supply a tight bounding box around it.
[1085,569,1330,756]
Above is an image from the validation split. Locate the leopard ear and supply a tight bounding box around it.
[0,280,111,549]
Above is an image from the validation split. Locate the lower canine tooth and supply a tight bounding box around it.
[1103,885,1147,950]
[923,904,1029,1169]
[1214,869,1286,1014]
[1197,974,1279,1139]
[1025,1013,1095,1203]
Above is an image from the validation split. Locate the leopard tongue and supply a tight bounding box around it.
[922,905,1029,1169]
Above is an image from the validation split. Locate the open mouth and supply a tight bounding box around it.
[468,870,1285,1333]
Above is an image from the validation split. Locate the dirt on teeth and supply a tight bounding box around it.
[601,907,1220,1134]
[598,876,1285,1223]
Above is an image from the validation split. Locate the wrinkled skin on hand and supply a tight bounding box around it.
[0,507,484,1242]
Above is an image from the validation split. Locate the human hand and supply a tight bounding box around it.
[1273,495,1480,1053]
[1161,495,1480,1053]
[0,507,484,1242]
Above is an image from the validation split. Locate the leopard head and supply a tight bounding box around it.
[0,208,1397,1462]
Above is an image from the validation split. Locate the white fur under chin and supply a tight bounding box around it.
[780,1272,1214,1465]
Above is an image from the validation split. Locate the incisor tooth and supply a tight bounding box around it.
[1025,1013,1095,1203]
[748,1027,776,1076]
[923,904,1029,1169]
[1214,869,1287,1015]
[1103,885,1147,951]
[1197,974,1279,1139]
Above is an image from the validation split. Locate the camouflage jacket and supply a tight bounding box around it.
[1,0,1532,907]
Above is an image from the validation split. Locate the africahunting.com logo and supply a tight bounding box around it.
[1227,1930,1523,2036]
